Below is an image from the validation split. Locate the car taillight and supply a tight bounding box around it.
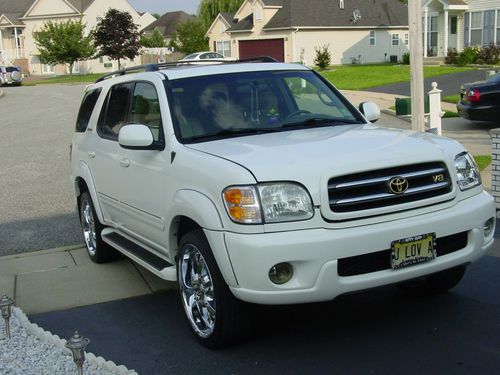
[467,89,481,102]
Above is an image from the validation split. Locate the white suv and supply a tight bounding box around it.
[71,60,495,347]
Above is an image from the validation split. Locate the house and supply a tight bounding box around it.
[0,0,155,75]
[141,11,195,46]
[422,0,500,58]
[206,0,410,65]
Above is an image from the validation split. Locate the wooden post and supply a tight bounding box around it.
[408,0,426,132]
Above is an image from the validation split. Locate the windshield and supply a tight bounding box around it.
[168,70,364,143]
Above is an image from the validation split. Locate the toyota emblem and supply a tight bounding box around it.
[388,177,409,194]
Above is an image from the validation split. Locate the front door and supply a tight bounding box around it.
[449,16,458,50]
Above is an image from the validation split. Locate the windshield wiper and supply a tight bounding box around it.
[186,127,282,142]
[279,117,359,129]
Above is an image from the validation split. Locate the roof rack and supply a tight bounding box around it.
[94,56,279,83]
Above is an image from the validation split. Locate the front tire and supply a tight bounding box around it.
[177,230,243,348]
[398,265,466,295]
[79,192,119,263]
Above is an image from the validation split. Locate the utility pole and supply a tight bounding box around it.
[408,0,426,132]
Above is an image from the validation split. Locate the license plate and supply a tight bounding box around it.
[391,233,436,269]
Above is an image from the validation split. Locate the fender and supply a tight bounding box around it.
[73,160,106,224]
[167,189,239,287]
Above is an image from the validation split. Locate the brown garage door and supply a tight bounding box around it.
[239,39,285,62]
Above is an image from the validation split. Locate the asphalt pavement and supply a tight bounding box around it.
[369,69,490,97]
[30,239,500,375]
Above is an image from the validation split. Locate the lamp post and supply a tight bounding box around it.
[0,294,14,339]
[65,331,90,375]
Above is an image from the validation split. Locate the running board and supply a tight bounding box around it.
[101,228,176,281]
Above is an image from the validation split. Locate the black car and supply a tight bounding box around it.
[457,72,500,125]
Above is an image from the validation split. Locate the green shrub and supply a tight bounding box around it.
[402,52,410,65]
[456,46,481,66]
[314,45,331,70]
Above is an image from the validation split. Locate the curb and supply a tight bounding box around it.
[12,306,139,375]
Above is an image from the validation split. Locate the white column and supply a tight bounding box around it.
[424,7,429,58]
[14,27,19,59]
[428,82,443,136]
[443,10,449,57]
[409,0,426,132]
[0,29,4,55]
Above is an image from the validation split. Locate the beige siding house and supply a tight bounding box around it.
[0,0,155,75]
[207,0,410,65]
[422,0,500,57]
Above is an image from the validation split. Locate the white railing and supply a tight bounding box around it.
[141,47,172,55]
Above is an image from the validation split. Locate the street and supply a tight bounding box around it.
[0,83,496,255]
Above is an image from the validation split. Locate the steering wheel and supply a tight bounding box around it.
[285,110,311,120]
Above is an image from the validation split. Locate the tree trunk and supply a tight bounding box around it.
[69,62,74,76]
[117,58,121,70]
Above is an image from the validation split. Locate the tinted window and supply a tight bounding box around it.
[169,70,362,143]
[97,83,133,140]
[6,67,19,73]
[75,88,102,132]
[130,82,162,142]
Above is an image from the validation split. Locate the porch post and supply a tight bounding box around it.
[443,10,449,57]
[424,7,429,57]
[14,27,19,58]
[0,29,4,55]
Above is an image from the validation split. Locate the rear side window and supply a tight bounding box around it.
[5,67,19,73]
[75,88,102,132]
[97,83,133,140]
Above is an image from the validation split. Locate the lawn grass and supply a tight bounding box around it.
[473,155,492,171]
[442,94,461,104]
[23,73,103,86]
[320,64,473,90]
[388,106,459,118]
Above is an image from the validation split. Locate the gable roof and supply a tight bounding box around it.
[0,13,25,26]
[65,0,95,12]
[220,12,235,24]
[142,10,195,37]
[263,0,409,29]
[0,0,34,14]
[227,13,254,32]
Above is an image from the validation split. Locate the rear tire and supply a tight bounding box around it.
[177,230,244,348]
[398,265,466,295]
[79,192,120,263]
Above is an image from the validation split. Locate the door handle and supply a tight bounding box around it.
[120,158,130,168]
[88,151,96,159]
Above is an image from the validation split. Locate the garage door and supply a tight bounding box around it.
[239,39,285,62]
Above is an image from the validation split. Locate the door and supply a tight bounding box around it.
[239,39,285,62]
[449,16,458,50]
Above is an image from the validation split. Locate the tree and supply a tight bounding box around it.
[141,29,166,48]
[198,0,244,28]
[169,19,209,54]
[152,13,161,19]
[33,20,95,75]
[92,9,141,69]
[314,45,331,70]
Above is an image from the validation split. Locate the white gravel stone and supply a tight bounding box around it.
[0,308,138,375]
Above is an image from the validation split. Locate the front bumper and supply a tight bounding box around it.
[213,191,495,305]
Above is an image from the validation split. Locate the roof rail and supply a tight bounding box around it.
[94,56,279,83]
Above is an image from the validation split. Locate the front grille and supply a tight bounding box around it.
[337,231,468,277]
[328,162,452,214]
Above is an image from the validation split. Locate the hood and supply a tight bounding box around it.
[186,125,465,203]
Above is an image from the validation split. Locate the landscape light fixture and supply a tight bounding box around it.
[0,294,14,339]
[66,331,90,375]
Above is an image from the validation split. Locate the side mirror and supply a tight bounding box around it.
[118,124,154,150]
[359,101,380,123]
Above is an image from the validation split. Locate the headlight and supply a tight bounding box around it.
[455,152,481,191]
[223,183,314,224]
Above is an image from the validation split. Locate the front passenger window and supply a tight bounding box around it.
[98,83,133,140]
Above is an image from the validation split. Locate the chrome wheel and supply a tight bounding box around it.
[81,199,97,257]
[179,244,216,338]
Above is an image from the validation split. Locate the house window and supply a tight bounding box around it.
[497,10,500,45]
[483,10,495,45]
[450,16,457,35]
[255,7,263,21]
[216,40,231,58]
[470,12,483,45]
[369,30,376,46]
[42,64,55,75]
[404,33,409,45]
[392,34,399,46]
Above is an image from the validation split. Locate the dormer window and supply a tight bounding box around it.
[255,7,263,21]
[340,0,344,9]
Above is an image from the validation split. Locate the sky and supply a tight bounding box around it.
[128,0,202,15]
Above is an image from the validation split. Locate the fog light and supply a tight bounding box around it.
[483,217,495,238]
[269,263,293,285]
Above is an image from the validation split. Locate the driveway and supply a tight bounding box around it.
[369,69,489,97]
[0,84,85,256]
